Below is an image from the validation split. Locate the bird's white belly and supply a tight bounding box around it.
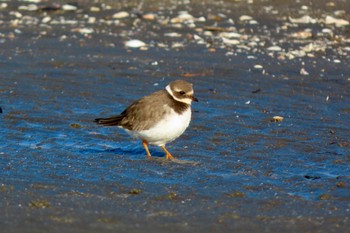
[132,108,192,146]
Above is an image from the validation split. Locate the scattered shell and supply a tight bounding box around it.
[170,12,204,24]
[0,3,8,9]
[321,28,333,36]
[90,6,100,12]
[197,16,206,22]
[18,4,38,11]
[171,42,184,48]
[300,68,309,75]
[10,11,23,18]
[289,15,317,24]
[301,43,326,52]
[72,28,94,34]
[157,43,167,48]
[324,16,349,27]
[289,30,312,39]
[62,4,77,11]
[301,5,308,10]
[270,116,284,122]
[88,17,96,24]
[125,39,146,48]
[41,16,51,24]
[219,32,242,39]
[21,0,41,2]
[203,31,213,37]
[164,32,182,37]
[267,46,282,51]
[170,12,194,23]
[51,18,78,25]
[334,10,346,17]
[113,11,129,19]
[193,34,203,41]
[254,64,263,69]
[142,13,156,20]
[222,37,240,45]
[239,15,253,21]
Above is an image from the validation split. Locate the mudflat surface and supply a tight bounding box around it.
[1,0,350,232]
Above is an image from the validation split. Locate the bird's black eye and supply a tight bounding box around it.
[179,91,186,95]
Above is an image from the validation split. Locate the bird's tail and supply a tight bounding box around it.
[94,115,123,126]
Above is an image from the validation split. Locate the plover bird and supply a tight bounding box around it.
[94,80,198,160]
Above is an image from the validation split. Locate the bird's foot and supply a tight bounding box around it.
[161,146,175,160]
[165,152,174,160]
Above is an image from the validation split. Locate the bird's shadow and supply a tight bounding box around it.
[82,146,200,165]
[108,147,166,158]
[82,146,165,158]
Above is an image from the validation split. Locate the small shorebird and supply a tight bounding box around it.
[94,80,198,160]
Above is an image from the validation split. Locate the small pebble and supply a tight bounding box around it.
[70,123,82,129]
[319,194,332,200]
[336,181,346,188]
[270,116,284,122]
[128,189,141,195]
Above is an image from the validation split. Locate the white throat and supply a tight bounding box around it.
[165,84,192,105]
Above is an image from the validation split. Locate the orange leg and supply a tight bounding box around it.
[161,146,175,160]
[142,140,152,158]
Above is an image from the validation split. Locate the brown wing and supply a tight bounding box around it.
[118,90,172,131]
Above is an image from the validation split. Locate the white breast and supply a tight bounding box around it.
[132,107,192,146]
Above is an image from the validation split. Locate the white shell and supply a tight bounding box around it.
[113,11,129,19]
[125,39,146,48]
